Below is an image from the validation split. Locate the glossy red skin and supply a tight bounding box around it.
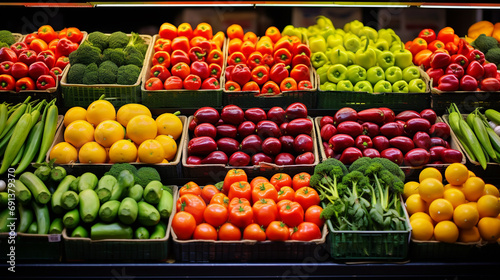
[372,135,390,152]
[28,61,49,81]
[291,222,322,241]
[0,61,13,75]
[194,107,220,124]
[293,134,314,153]
[430,137,447,147]
[188,136,218,156]
[295,152,315,164]
[285,102,308,120]
[381,148,404,165]
[267,107,286,125]
[279,135,295,153]
[245,108,267,123]
[420,109,437,124]
[0,47,17,63]
[256,120,281,138]
[339,147,363,165]
[221,105,245,125]
[442,149,463,163]
[404,148,430,167]
[405,118,431,135]
[389,136,415,154]
[320,124,337,142]
[355,135,373,151]
[286,118,313,136]
[413,131,432,150]
[189,118,198,131]
[279,122,288,136]
[251,152,274,165]
[378,107,395,123]
[237,121,257,139]
[11,62,29,79]
[194,123,217,139]
[337,121,363,138]
[229,151,251,166]
[274,153,295,165]
[429,122,450,140]
[357,108,385,124]
[186,156,202,165]
[201,151,229,164]
[217,124,238,138]
[333,107,358,125]
[279,202,305,228]
[262,137,282,156]
[217,138,240,156]
[322,142,335,158]
[430,146,447,162]
[363,148,381,158]
[459,75,478,91]
[395,110,421,122]
[328,134,354,153]
[320,116,334,127]
[18,50,37,66]
[240,134,263,155]
[483,63,498,78]
[360,122,378,138]
[380,122,404,139]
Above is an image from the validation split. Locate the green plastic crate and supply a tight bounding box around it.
[317,91,431,111]
[431,91,500,115]
[223,90,316,110]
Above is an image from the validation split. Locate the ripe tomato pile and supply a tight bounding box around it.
[172,169,325,241]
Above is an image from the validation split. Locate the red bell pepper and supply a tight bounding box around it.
[292,44,311,58]
[208,63,222,79]
[0,61,13,75]
[28,61,50,81]
[298,80,313,90]
[38,25,58,44]
[178,23,193,39]
[49,66,63,82]
[225,65,235,82]
[445,42,458,56]
[437,74,459,91]
[225,80,241,91]
[274,48,292,66]
[58,28,67,39]
[241,41,256,59]
[65,27,83,44]
[251,65,269,85]
[194,39,212,56]
[15,77,35,92]
[263,53,274,66]
[280,77,297,92]
[457,38,474,57]
[10,42,29,57]
[428,40,445,52]
[48,39,59,55]
[159,23,178,41]
[231,64,251,86]
[261,80,280,95]
[18,50,37,66]
[409,37,427,56]
[450,54,469,69]
[481,78,500,91]
[426,68,445,87]
[171,62,190,80]
[183,74,201,90]
[171,50,190,66]
[0,74,15,91]
[193,23,213,40]
[418,29,436,44]
[269,63,289,85]
[460,75,478,91]
[445,63,464,79]
[24,33,38,45]
[171,36,190,53]
[55,38,78,58]
[36,50,56,69]
[466,61,484,80]
[164,76,183,90]
[152,51,171,68]
[36,74,56,90]
[150,64,171,82]
[437,27,455,44]
[188,46,207,62]
[247,52,264,69]
[145,77,164,90]
[429,51,450,69]
[54,56,69,70]
[483,63,498,79]
[467,49,485,65]
[201,77,220,90]
[11,62,28,79]
[206,49,224,67]
[274,37,293,54]
[0,47,17,63]
[292,54,311,67]
[228,51,246,66]
[413,49,432,69]
[190,61,210,80]
[242,81,260,91]
[290,64,309,82]
[154,38,172,53]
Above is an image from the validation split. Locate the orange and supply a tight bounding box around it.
[49,142,78,164]
[155,135,177,160]
[444,163,469,186]
[108,139,138,163]
[458,226,481,243]
[453,204,479,229]
[403,181,419,200]
[86,99,116,127]
[64,120,95,148]
[126,115,157,145]
[477,194,500,218]
[483,184,500,197]
[434,221,459,243]
[443,188,466,209]
[156,113,183,140]
[477,217,500,242]
[94,120,125,148]
[116,103,152,127]
[468,170,476,178]
[265,26,281,43]
[410,212,433,224]
[429,198,454,223]
[418,178,444,203]
[243,31,258,44]
[410,218,434,241]
[137,139,165,164]
[405,194,427,215]
[461,177,485,202]
[63,106,87,127]
[78,141,107,164]
[226,24,244,40]
[419,167,443,183]
[467,201,478,209]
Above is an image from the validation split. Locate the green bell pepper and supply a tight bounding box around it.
[346,20,364,36]
[378,29,395,46]
[374,39,389,52]
[402,65,421,82]
[393,42,413,69]
[377,51,395,70]
[321,29,335,41]
[327,34,344,49]
[316,63,331,84]
[328,48,349,66]
[385,66,403,84]
[354,81,374,93]
[393,80,409,93]
[346,51,355,66]
[316,15,334,30]
[344,33,361,53]
[337,80,354,91]
[307,26,320,38]
[320,81,337,91]
[311,52,328,69]
[359,26,378,42]
[354,39,377,70]
[346,65,367,84]
[374,80,393,93]
[282,25,303,42]
[327,64,348,83]
[366,66,385,85]
[309,36,327,53]
[408,78,427,93]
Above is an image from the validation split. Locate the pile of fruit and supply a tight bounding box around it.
[405,164,500,243]
[0,25,83,91]
[224,24,314,94]
[145,22,225,90]
[186,103,315,167]
[172,169,324,241]
[467,20,500,68]
[50,99,183,164]
[319,107,462,166]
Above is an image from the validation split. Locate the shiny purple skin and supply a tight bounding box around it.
[186,156,202,165]
[379,107,395,123]
[381,148,404,166]
[430,146,447,162]
[216,138,240,156]
[413,131,432,150]
[194,123,217,139]
[395,110,421,122]
[372,135,390,152]
[363,148,381,158]
[194,107,220,124]
[320,116,334,127]
[267,107,287,125]
[295,152,315,164]
[420,109,437,124]
[404,148,430,167]
[188,118,198,131]
[251,153,274,165]
[333,107,358,125]
[274,153,296,165]
[362,122,379,138]
[389,136,415,154]
[429,122,451,140]
[337,121,363,138]
[380,122,404,139]
[339,147,363,165]
[285,102,308,120]
[430,137,447,147]
[321,124,337,142]
[279,135,295,153]
[404,118,431,135]
[256,120,281,139]
[262,137,282,156]
[442,149,463,163]
[323,142,334,158]
[228,151,251,166]
[328,134,354,153]
[240,134,262,155]
[237,121,257,139]
[221,105,245,125]
[201,151,229,164]
[280,122,288,135]
[245,108,267,124]
[293,134,314,153]
[217,124,238,139]
[286,118,313,136]
[188,136,217,156]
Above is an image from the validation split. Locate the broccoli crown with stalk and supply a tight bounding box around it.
[108,31,129,49]
[0,30,15,46]
[378,169,404,196]
[69,40,102,66]
[371,157,405,181]
[348,157,374,173]
[87,31,109,51]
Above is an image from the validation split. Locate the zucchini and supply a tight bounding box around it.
[61,190,79,210]
[63,208,80,229]
[12,179,31,204]
[69,176,80,192]
[90,222,133,240]
[486,109,500,125]
[31,201,50,234]
[137,201,161,227]
[51,175,76,214]
[49,217,63,234]
[27,221,38,234]
[79,189,100,223]
[116,169,135,199]
[134,226,150,239]
[150,221,167,239]
[77,172,98,192]
[118,197,138,225]
[95,175,117,203]
[50,166,67,182]
[98,200,121,223]
[157,189,173,219]
[143,181,163,204]
[0,192,8,208]
[0,208,9,232]
[127,184,143,202]
[71,225,89,238]
[19,172,51,204]
[34,165,51,182]
[17,203,34,233]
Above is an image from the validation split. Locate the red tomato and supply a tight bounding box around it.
[218,223,242,240]
[292,172,311,191]
[172,211,197,240]
[277,186,295,202]
[228,202,253,228]
[203,203,228,228]
[294,187,320,211]
[223,169,248,194]
[304,205,325,228]
[243,223,267,241]
[251,182,278,203]
[278,201,304,228]
[228,197,251,213]
[193,223,218,240]
[201,184,220,204]
[210,193,230,208]
[266,221,289,241]
[270,173,292,191]
[179,181,202,197]
[176,194,207,224]
[252,198,278,228]
[250,176,269,189]
[290,222,322,241]
[228,181,252,202]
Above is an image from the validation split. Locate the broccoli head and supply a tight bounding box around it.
[69,40,101,65]
[117,64,141,85]
[98,60,118,84]
[124,45,144,67]
[348,157,373,173]
[67,63,87,84]
[0,30,15,46]
[0,42,9,49]
[134,167,161,187]
[371,157,405,181]
[105,163,138,178]
[486,47,500,65]
[82,63,99,85]
[87,31,109,51]
[472,34,499,54]
[102,48,125,66]
[108,31,129,49]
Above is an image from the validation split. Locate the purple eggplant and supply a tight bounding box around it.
[295,152,315,165]
[363,148,380,158]
[420,109,437,124]
[413,131,431,150]
[337,121,363,138]
[267,107,286,125]
[320,116,334,127]
[280,135,295,153]
[362,122,379,138]
[293,134,314,153]
[357,108,385,124]
[186,156,202,165]
[323,142,334,158]
[256,120,281,138]
[245,108,267,124]
[274,153,295,165]
[430,146,447,162]
[262,137,282,156]
[333,107,358,125]
[201,151,229,164]
[221,105,245,125]
[430,137,447,147]
[404,148,430,167]
[216,138,240,156]
[188,136,217,156]
[339,147,363,165]
[442,149,463,163]
[380,122,404,139]
[389,136,415,154]
[404,118,431,135]
[328,134,354,153]
[321,124,337,142]
[217,124,238,139]
[355,135,373,151]
[194,107,220,124]
[379,107,395,123]
[194,123,217,139]
[251,152,274,165]
[240,135,262,155]
[286,118,313,136]
[228,151,251,166]
[373,135,390,152]
[381,148,404,165]
[395,110,421,122]
[285,102,308,120]
[429,122,451,140]
[238,121,257,139]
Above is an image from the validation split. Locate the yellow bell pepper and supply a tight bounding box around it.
[468,21,494,40]
[493,22,500,43]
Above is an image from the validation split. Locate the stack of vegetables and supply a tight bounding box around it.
[0,25,83,91]
[144,22,225,91]
[224,24,314,94]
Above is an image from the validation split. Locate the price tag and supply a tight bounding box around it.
[48,234,61,242]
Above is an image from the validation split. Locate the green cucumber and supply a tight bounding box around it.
[127,184,143,202]
[110,170,135,201]
[0,208,10,232]
[157,189,173,219]
[19,172,51,204]
[134,226,150,239]
[79,189,100,223]
[51,175,76,214]
[150,221,167,239]
[27,221,38,234]
[34,166,51,182]
[17,203,34,233]
[90,222,133,240]
[78,172,98,192]
[12,179,31,204]
[50,166,67,182]
[98,200,121,223]
[118,197,138,225]
[0,192,8,208]
[486,109,500,125]
[31,201,50,234]
[61,190,79,210]
[137,201,160,227]
[143,181,163,204]
[69,176,80,192]
[63,208,80,229]
[95,175,118,203]
[49,217,63,234]
[71,225,89,238]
